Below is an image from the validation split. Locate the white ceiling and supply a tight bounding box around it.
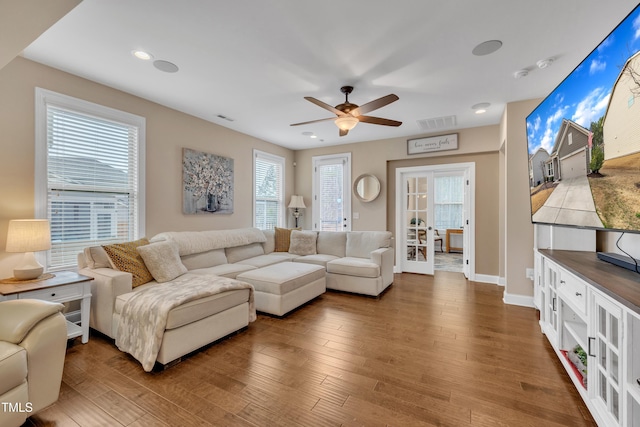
[22,0,639,150]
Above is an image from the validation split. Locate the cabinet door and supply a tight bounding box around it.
[544,260,560,346]
[590,292,623,426]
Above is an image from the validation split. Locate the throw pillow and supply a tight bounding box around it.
[103,238,153,287]
[274,227,299,252]
[137,241,187,283]
[288,230,317,256]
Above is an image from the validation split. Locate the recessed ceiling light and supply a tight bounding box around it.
[153,60,179,73]
[310,135,317,139]
[472,40,503,56]
[472,102,490,110]
[132,50,153,61]
[536,58,554,69]
[514,69,529,79]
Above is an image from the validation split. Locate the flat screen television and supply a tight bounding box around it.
[527,3,640,235]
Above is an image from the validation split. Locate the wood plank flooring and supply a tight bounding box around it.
[26,272,596,426]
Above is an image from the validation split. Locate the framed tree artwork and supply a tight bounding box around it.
[183,148,234,214]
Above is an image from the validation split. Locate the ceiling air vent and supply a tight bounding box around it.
[417,115,457,131]
[216,114,235,122]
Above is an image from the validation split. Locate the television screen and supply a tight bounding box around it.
[527,4,640,233]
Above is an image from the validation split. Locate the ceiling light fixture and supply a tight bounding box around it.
[334,116,358,132]
[132,50,153,60]
[472,102,490,114]
[514,69,529,79]
[536,58,554,69]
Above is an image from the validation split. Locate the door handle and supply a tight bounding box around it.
[428,226,432,230]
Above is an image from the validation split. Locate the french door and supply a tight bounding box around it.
[396,163,474,279]
[400,170,434,275]
[312,153,351,231]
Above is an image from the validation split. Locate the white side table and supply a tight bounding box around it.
[0,271,92,343]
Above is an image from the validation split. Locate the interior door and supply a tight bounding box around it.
[401,171,434,275]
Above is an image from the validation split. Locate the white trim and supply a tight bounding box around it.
[394,162,475,280]
[502,291,536,308]
[474,274,500,285]
[34,88,146,268]
[253,149,286,229]
[312,153,351,231]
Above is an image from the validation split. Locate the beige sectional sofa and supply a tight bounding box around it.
[78,227,393,370]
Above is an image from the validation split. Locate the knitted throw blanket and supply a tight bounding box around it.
[115,273,256,371]
[150,227,266,256]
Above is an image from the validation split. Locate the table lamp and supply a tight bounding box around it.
[5,219,51,280]
[288,195,306,228]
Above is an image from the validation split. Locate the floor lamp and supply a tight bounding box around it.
[288,195,306,228]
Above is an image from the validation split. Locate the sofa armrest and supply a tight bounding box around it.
[0,300,64,343]
[79,267,133,338]
[370,247,394,286]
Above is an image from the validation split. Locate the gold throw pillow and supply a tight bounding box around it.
[103,238,153,287]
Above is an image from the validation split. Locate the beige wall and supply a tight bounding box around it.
[294,125,501,276]
[0,0,81,70]
[0,57,295,278]
[502,99,539,299]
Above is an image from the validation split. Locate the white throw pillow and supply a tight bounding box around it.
[288,230,318,256]
[137,241,187,283]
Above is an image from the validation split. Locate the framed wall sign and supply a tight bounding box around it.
[407,133,458,155]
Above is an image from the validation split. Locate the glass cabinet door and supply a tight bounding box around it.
[544,262,560,346]
[590,292,623,425]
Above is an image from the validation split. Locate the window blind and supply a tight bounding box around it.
[318,163,343,231]
[46,105,140,269]
[254,151,284,230]
[434,175,463,230]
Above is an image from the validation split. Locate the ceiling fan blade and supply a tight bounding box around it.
[357,115,402,127]
[339,128,349,137]
[290,117,335,126]
[304,97,346,116]
[350,94,399,116]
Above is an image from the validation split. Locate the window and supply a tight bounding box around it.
[312,153,351,231]
[546,161,554,178]
[434,175,463,230]
[253,150,284,230]
[35,89,145,270]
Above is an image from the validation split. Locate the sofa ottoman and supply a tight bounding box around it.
[237,262,325,316]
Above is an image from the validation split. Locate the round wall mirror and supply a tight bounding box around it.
[353,174,381,202]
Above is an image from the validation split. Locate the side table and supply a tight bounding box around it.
[0,271,92,343]
[446,228,464,253]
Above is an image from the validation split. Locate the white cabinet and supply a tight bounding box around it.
[536,249,640,427]
[591,292,623,425]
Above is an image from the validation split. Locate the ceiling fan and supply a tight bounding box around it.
[290,86,402,136]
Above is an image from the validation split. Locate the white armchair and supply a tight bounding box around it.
[0,299,67,427]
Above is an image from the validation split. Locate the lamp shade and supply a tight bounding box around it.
[288,195,306,209]
[6,219,52,253]
[334,116,359,131]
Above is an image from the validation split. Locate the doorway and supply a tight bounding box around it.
[312,153,352,231]
[395,163,475,278]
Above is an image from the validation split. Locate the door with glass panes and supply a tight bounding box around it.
[400,171,434,275]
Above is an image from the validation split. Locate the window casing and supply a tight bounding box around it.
[253,150,285,230]
[35,89,145,271]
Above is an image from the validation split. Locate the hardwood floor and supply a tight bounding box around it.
[27,272,596,426]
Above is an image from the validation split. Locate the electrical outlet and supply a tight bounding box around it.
[525,268,534,280]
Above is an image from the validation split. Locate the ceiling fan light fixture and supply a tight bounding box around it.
[334,116,359,131]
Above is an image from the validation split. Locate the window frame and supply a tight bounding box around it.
[253,149,285,230]
[35,88,146,270]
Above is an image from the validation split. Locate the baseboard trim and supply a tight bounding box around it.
[498,276,506,287]
[503,291,535,308]
[473,274,499,285]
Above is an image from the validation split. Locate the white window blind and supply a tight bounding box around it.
[36,89,145,270]
[434,175,464,230]
[254,150,284,230]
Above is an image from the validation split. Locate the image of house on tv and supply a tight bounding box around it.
[602,51,640,161]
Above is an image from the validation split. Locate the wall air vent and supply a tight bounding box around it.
[417,115,456,131]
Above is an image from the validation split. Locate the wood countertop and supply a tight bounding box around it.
[539,249,640,315]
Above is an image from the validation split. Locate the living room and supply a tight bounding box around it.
[2,1,640,426]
